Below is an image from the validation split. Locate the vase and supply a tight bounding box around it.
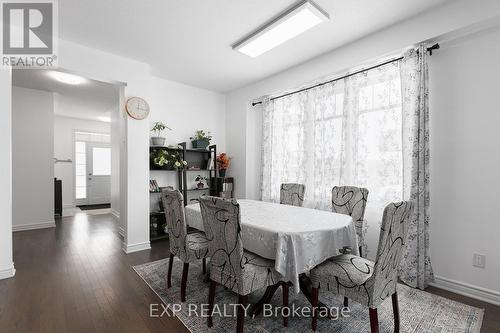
[219,169,226,178]
[151,137,166,146]
[191,139,210,149]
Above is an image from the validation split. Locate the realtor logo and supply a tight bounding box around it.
[1,0,58,67]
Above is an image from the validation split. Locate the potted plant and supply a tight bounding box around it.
[150,122,171,146]
[216,153,231,178]
[151,148,187,170]
[195,175,208,189]
[190,130,212,149]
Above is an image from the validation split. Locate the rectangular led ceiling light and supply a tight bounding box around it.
[233,1,329,58]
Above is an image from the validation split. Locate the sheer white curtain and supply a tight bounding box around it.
[261,62,404,257]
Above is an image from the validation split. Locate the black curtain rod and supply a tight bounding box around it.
[252,43,440,106]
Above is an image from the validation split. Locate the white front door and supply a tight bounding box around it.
[87,143,111,205]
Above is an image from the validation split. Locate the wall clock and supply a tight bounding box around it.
[125,97,150,120]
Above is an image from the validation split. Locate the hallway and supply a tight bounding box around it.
[0,213,188,333]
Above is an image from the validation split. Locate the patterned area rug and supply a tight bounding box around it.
[133,258,483,333]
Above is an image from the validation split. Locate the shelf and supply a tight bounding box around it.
[186,169,210,172]
[187,188,210,192]
[150,211,164,216]
[185,148,210,153]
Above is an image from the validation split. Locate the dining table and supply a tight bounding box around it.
[185,199,359,294]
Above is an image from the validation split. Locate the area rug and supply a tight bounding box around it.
[133,258,483,333]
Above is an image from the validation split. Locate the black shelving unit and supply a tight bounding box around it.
[149,142,218,241]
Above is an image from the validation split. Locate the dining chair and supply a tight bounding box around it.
[331,186,369,257]
[310,201,414,333]
[200,196,290,333]
[280,183,306,207]
[161,188,209,302]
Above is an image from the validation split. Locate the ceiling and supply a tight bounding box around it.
[59,0,452,92]
[12,69,119,121]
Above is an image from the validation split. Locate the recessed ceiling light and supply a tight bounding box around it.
[48,71,87,85]
[97,116,111,123]
[233,1,329,58]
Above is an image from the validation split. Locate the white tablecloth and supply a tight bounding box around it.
[185,199,358,293]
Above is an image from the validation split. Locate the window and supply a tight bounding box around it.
[92,147,111,176]
[75,141,86,199]
[261,61,403,215]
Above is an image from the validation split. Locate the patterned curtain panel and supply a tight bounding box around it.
[399,45,434,289]
[261,61,404,258]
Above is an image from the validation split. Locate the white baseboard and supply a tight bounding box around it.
[12,221,56,232]
[118,226,125,237]
[430,275,500,306]
[122,241,151,254]
[111,209,120,219]
[0,263,16,280]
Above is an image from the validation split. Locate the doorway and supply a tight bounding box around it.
[75,133,112,207]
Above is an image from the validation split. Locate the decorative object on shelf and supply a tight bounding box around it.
[188,166,201,171]
[194,175,208,189]
[190,130,212,149]
[216,153,231,178]
[150,121,171,146]
[149,179,161,192]
[152,148,188,170]
[125,96,150,120]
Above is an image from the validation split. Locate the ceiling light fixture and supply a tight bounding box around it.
[48,71,87,85]
[233,1,329,58]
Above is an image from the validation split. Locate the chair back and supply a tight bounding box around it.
[199,196,244,289]
[371,201,414,302]
[161,188,188,260]
[280,183,306,207]
[331,186,368,222]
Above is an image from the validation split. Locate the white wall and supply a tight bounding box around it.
[12,87,55,231]
[226,0,500,200]
[225,0,500,300]
[54,115,110,208]
[0,69,15,279]
[429,27,500,298]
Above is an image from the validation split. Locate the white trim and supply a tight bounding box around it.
[0,263,16,280]
[111,209,120,219]
[430,275,500,306]
[118,226,125,237]
[12,221,56,232]
[122,241,151,254]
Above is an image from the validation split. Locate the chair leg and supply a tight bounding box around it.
[311,287,319,332]
[369,308,379,333]
[359,246,363,258]
[167,253,174,288]
[181,262,189,302]
[207,280,216,328]
[202,258,206,274]
[392,292,400,333]
[236,294,247,333]
[282,282,289,327]
[343,296,349,307]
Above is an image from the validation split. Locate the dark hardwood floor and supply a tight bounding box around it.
[0,212,498,332]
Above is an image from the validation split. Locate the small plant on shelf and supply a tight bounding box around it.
[150,122,171,146]
[151,149,187,170]
[194,175,208,189]
[216,153,231,178]
[190,130,212,149]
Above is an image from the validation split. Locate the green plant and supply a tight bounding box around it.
[152,149,187,169]
[190,130,212,141]
[151,122,171,137]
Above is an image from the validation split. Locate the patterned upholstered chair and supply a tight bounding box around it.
[332,186,369,257]
[200,196,290,333]
[280,183,306,207]
[161,188,209,302]
[310,201,414,333]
